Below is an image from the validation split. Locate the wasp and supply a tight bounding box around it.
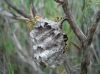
[63,33,81,51]
[25,15,41,31]
[47,12,62,22]
[18,7,42,31]
[54,16,62,22]
[63,33,68,53]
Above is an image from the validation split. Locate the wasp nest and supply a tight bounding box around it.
[30,18,66,68]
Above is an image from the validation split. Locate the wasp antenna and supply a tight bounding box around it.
[18,17,30,21]
[30,6,34,18]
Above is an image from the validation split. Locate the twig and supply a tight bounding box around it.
[0,9,25,20]
[63,54,73,74]
[60,16,68,25]
[79,7,100,74]
[30,0,39,17]
[0,9,16,19]
[54,0,86,41]
[92,63,100,67]
[87,8,100,45]
[4,0,31,18]
[4,18,45,74]
[63,54,78,74]
[54,0,100,74]
[91,44,100,64]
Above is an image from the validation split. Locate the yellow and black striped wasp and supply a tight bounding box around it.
[63,33,68,53]
[63,32,81,53]
[18,7,42,31]
[47,12,62,22]
[54,15,62,22]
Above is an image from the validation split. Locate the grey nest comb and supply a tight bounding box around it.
[30,18,66,68]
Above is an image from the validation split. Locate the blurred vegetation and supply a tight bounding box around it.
[0,0,100,74]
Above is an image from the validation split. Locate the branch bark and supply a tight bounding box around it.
[81,8,100,74]
[54,0,86,41]
[0,9,23,19]
[87,8,100,45]
[63,54,78,74]
[54,0,100,74]
[4,0,31,18]
[4,18,45,74]
[30,0,39,17]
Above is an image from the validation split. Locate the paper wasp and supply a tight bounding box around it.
[54,16,62,22]
[47,12,62,22]
[63,32,81,53]
[63,33,68,53]
[18,7,42,31]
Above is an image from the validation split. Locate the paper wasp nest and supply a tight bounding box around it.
[30,18,65,68]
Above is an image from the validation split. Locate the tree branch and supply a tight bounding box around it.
[87,8,100,45]
[63,54,78,74]
[30,0,39,17]
[80,8,100,74]
[0,9,24,19]
[4,18,45,74]
[0,9,15,19]
[4,0,31,18]
[54,0,100,74]
[54,0,86,41]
